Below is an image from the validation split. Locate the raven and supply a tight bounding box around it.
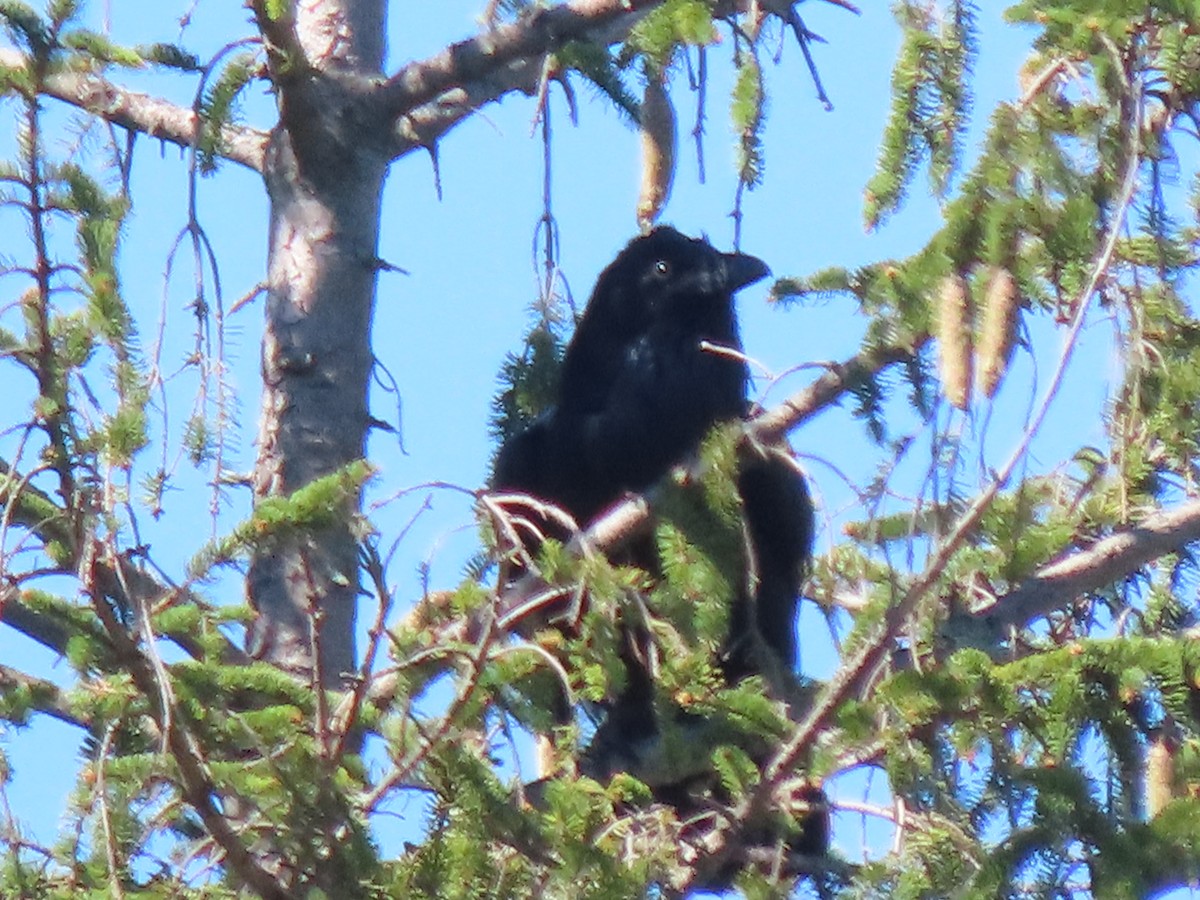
[494,226,763,525]
[492,227,818,840]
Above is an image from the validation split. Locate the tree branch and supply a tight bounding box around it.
[83,546,296,900]
[0,583,76,657]
[376,0,663,121]
[390,57,541,158]
[965,498,1200,637]
[0,49,268,172]
[95,560,252,667]
[755,336,926,443]
[367,334,918,709]
[379,0,852,159]
[1,563,247,667]
[2,457,248,665]
[0,662,86,729]
[248,0,308,80]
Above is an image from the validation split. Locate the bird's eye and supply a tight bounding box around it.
[652,259,671,277]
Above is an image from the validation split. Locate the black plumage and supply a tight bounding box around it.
[494,226,762,525]
[492,227,819,845]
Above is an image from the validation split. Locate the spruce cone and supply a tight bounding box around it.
[935,272,973,410]
[637,71,676,232]
[976,265,1019,399]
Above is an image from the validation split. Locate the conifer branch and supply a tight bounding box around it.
[1,465,247,666]
[377,0,664,121]
[0,561,246,667]
[0,49,268,171]
[0,583,77,658]
[379,332,921,684]
[684,62,1148,888]
[83,544,296,900]
[0,662,84,729]
[969,498,1200,637]
[94,560,252,667]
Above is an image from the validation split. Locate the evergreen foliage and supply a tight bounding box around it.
[3,1,1200,898]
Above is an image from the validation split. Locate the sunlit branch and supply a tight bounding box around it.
[754,335,928,443]
[377,0,664,121]
[390,59,542,159]
[0,49,268,172]
[971,498,1200,636]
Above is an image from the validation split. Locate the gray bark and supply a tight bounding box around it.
[245,0,388,684]
[242,0,664,685]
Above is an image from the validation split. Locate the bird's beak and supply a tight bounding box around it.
[721,251,771,292]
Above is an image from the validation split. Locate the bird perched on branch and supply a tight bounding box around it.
[494,226,760,524]
[492,226,823,854]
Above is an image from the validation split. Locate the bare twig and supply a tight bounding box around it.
[1016,58,1068,110]
[753,337,928,444]
[364,612,502,813]
[330,541,395,760]
[95,723,126,900]
[835,797,897,823]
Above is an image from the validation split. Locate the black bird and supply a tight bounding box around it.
[493,227,817,834]
[494,226,765,526]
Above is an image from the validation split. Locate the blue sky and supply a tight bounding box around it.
[1,0,1175,891]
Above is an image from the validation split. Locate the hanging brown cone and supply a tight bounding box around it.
[1145,731,1178,819]
[976,265,1020,399]
[636,69,676,232]
[935,272,973,410]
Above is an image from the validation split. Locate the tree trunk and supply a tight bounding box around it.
[246,0,388,685]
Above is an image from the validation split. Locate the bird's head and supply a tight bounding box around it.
[585,226,770,335]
